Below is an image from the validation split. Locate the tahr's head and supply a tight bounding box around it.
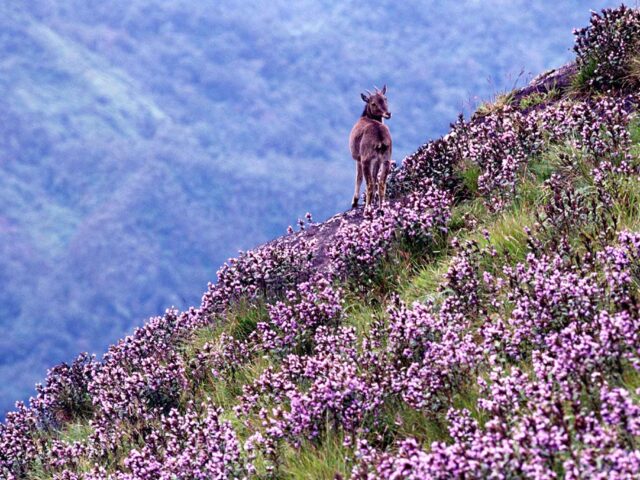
[361,85,391,119]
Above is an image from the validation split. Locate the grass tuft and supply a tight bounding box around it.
[459,162,481,196]
[570,56,598,94]
[624,52,640,89]
[475,91,515,116]
[59,421,93,443]
[518,86,560,110]
[280,433,352,480]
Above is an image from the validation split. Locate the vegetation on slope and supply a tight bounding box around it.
[2,0,617,415]
[2,5,640,479]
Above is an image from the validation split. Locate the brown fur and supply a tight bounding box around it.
[349,85,392,208]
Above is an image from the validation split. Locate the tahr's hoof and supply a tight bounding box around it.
[351,199,359,209]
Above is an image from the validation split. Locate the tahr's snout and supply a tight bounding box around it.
[384,112,392,119]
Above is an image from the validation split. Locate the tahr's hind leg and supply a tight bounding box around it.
[378,159,391,207]
[362,158,374,207]
[370,158,381,207]
[352,160,363,208]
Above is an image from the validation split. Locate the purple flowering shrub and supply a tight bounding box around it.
[201,234,316,314]
[113,401,248,480]
[0,403,44,478]
[188,332,250,385]
[538,95,636,162]
[39,403,248,480]
[370,375,640,479]
[1,306,255,478]
[462,107,543,207]
[88,310,191,421]
[34,353,97,429]
[4,105,638,480]
[328,180,451,281]
[254,277,344,356]
[237,326,388,459]
[573,5,640,92]
[389,117,466,196]
[373,297,481,413]
[355,226,640,478]
[390,79,636,213]
[236,244,487,470]
[389,106,542,209]
[4,8,640,478]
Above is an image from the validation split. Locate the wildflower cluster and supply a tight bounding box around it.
[389,120,465,196]
[573,5,640,92]
[356,228,640,478]
[254,277,343,356]
[329,180,451,281]
[114,401,247,480]
[539,95,635,159]
[391,109,543,207]
[202,234,317,314]
[467,109,542,204]
[189,332,250,383]
[392,93,636,210]
[238,327,386,452]
[34,353,97,429]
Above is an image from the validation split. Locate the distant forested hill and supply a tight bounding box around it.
[0,0,618,413]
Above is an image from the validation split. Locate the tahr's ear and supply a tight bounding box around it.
[381,84,387,95]
[361,93,370,102]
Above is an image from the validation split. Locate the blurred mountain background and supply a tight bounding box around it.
[0,0,619,414]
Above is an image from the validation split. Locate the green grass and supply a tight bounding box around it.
[59,421,93,443]
[181,325,219,361]
[343,298,385,338]
[24,420,95,479]
[626,53,640,89]
[401,257,450,305]
[26,462,52,480]
[343,232,449,311]
[382,401,450,446]
[481,210,534,254]
[519,86,560,110]
[401,191,536,304]
[194,355,270,413]
[28,421,146,479]
[222,298,269,341]
[629,117,640,160]
[460,162,481,196]
[279,431,352,480]
[182,298,268,362]
[371,379,486,453]
[179,300,273,420]
[570,56,598,94]
[621,366,640,397]
[451,381,486,425]
[524,148,561,183]
[475,91,515,116]
[611,175,640,231]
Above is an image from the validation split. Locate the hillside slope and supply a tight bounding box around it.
[0,0,621,415]
[3,5,640,479]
